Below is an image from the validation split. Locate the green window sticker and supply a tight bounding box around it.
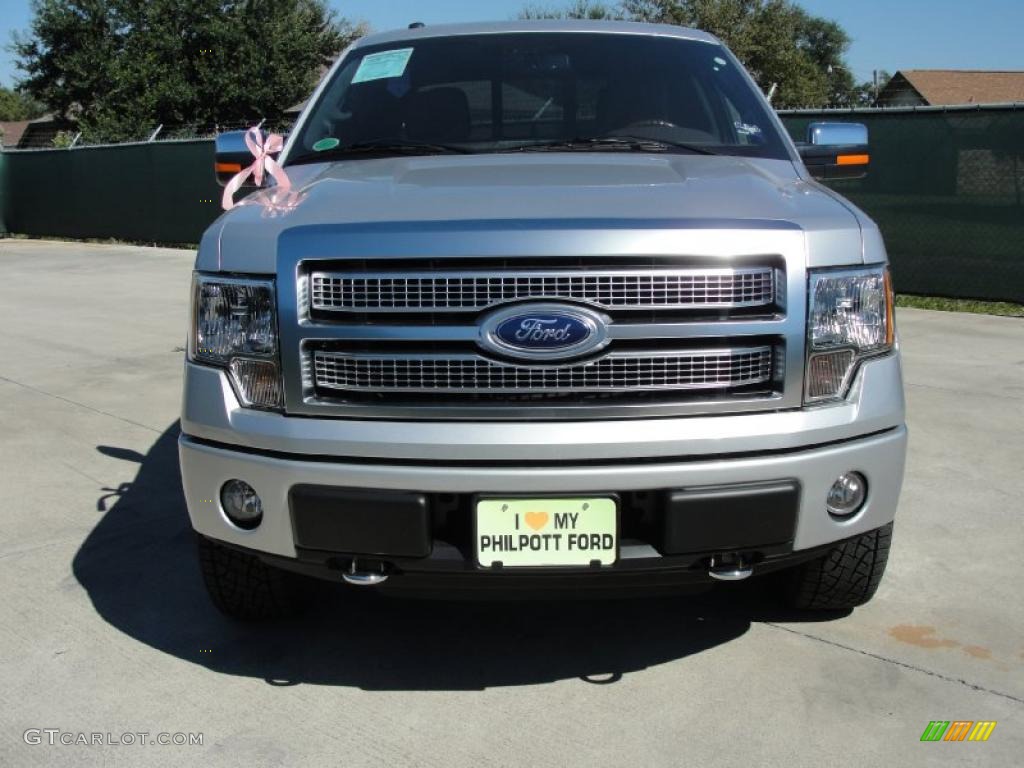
[312,137,340,152]
[352,48,414,84]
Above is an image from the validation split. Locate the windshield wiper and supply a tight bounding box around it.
[511,136,719,156]
[288,139,472,166]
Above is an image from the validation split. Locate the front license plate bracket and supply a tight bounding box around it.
[474,496,619,568]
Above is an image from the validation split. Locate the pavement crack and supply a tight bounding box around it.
[762,622,1024,705]
[0,374,162,435]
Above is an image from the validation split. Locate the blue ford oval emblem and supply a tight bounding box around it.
[479,304,610,360]
[495,314,591,349]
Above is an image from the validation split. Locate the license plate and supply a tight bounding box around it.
[475,497,618,568]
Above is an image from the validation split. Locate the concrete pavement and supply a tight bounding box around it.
[1,239,1021,767]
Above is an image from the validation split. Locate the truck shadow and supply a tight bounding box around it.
[73,422,848,691]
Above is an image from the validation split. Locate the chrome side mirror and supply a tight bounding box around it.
[798,122,870,180]
[808,122,868,147]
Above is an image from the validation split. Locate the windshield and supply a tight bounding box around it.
[290,32,790,163]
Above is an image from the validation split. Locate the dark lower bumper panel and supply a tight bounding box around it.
[269,480,809,593]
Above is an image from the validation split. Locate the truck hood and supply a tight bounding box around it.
[202,153,866,273]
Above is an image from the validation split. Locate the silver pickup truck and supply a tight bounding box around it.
[182,20,906,618]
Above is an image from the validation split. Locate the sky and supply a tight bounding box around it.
[2,0,1022,89]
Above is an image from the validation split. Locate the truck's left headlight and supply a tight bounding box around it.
[190,274,283,410]
[806,265,894,403]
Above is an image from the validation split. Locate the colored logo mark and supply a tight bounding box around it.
[478,304,608,361]
[920,721,996,742]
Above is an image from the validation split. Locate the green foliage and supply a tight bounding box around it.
[525,0,858,108]
[850,69,891,106]
[520,1,624,19]
[51,130,77,147]
[12,0,364,143]
[896,294,1024,318]
[0,86,47,120]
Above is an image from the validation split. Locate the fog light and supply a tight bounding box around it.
[221,479,263,530]
[827,472,867,517]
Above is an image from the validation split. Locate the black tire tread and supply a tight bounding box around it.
[196,535,302,620]
[789,523,893,611]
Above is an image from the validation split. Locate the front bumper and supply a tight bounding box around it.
[180,425,906,581]
[179,352,906,585]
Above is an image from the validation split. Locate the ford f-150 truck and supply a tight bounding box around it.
[182,20,907,619]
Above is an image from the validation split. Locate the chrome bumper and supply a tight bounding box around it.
[180,353,906,561]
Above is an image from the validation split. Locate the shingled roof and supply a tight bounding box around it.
[886,70,1024,106]
[0,120,31,148]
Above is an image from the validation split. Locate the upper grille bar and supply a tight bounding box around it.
[313,347,773,394]
[310,267,776,313]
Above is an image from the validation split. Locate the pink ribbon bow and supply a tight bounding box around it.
[221,127,292,210]
[255,187,307,219]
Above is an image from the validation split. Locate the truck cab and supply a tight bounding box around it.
[182,20,906,618]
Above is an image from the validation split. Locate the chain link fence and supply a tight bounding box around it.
[0,139,220,244]
[2,106,1022,302]
[0,119,293,244]
[10,119,296,149]
[780,104,1024,303]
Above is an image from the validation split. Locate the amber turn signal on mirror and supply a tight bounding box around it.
[836,153,870,166]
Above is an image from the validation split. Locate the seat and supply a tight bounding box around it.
[405,87,472,143]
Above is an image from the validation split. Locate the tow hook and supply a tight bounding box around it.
[707,553,754,581]
[341,558,390,586]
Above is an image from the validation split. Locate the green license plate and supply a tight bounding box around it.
[475,497,618,568]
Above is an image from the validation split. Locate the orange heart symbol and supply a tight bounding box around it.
[525,511,549,531]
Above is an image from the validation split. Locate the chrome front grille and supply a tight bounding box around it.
[313,347,773,394]
[310,267,776,312]
[284,247,799,420]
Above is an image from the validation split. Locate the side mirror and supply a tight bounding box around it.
[214,130,260,187]
[797,122,869,180]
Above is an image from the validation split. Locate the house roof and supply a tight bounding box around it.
[894,70,1024,106]
[6,114,71,149]
[0,120,31,147]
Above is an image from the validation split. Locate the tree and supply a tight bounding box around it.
[525,0,856,108]
[520,1,624,19]
[793,10,854,106]
[0,86,47,120]
[851,69,891,106]
[11,0,364,142]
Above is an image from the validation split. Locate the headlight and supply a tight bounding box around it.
[806,265,894,403]
[190,274,283,409]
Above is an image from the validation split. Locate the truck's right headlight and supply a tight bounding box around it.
[190,273,283,410]
[806,265,894,403]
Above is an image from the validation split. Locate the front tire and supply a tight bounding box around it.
[787,523,893,611]
[196,535,304,620]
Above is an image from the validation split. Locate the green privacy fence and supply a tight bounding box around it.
[1,107,1023,302]
[780,105,1024,303]
[0,140,221,245]
[0,150,7,236]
